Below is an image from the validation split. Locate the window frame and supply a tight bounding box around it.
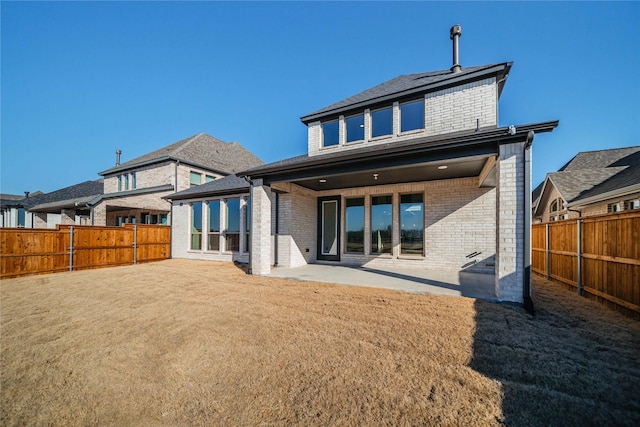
[345,113,365,144]
[208,200,221,252]
[321,119,340,148]
[399,99,425,133]
[190,171,202,188]
[344,197,365,254]
[190,202,203,250]
[370,195,393,255]
[370,106,393,139]
[224,198,241,252]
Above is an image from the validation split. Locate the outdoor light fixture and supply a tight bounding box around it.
[373,173,379,180]
[438,165,448,170]
[319,179,327,183]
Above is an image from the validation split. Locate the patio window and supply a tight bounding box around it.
[225,198,240,251]
[322,120,339,147]
[208,200,220,251]
[345,197,364,254]
[191,202,202,250]
[371,195,392,254]
[346,114,364,143]
[400,99,424,132]
[371,107,392,138]
[400,193,424,255]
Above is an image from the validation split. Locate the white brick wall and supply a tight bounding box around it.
[269,178,496,273]
[170,194,250,263]
[250,179,273,275]
[307,78,497,156]
[496,142,525,303]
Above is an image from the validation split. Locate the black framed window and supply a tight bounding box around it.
[400,194,424,255]
[322,120,339,147]
[400,100,424,132]
[345,198,364,253]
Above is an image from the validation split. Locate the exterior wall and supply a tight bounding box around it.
[580,191,640,217]
[276,187,317,268]
[176,164,225,193]
[170,193,250,263]
[496,142,526,303]
[103,162,174,194]
[273,177,496,273]
[307,77,497,156]
[250,179,273,275]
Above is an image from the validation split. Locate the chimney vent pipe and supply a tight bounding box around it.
[450,25,462,73]
[115,149,122,166]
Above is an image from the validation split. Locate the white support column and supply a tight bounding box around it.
[496,141,526,303]
[250,179,272,275]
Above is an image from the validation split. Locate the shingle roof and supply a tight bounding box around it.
[165,174,249,200]
[301,63,511,123]
[99,133,264,176]
[24,180,104,211]
[536,146,640,212]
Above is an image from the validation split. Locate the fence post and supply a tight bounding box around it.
[133,224,137,265]
[69,226,74,272]
[545,223,550,279]
[577,219,582,296]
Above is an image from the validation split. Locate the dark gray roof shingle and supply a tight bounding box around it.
[165,174,249,200]
[24,180,104,210]
[301,63,510,123]
[541,146,640,207]
[100,133,263,176]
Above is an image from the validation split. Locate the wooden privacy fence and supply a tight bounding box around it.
[532,211,640,317]
[0,224,171,279]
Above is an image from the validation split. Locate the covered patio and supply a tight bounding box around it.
[269,263,497,300]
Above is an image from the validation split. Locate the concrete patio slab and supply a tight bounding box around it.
[269,264,497,300]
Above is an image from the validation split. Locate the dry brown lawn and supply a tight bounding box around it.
[1,259,639,426]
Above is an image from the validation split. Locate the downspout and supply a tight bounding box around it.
[523,130,534,314]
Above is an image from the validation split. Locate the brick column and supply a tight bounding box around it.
[496,142,525,303]
[250,179,272,275]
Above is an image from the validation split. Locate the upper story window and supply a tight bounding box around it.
[550,199,561,213]
[608,202,622,213]
[124,174,130,190]
[190,171,202,187]
[371,107,393,138]
[322,120,339,147]
[625,199,639,210]
[205,175,216,183]
[131,172,137,189]
[345,114,364,143]
[118,176,122,192]
[400,99,425,132]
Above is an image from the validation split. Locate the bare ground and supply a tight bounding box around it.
[1,259,639,426]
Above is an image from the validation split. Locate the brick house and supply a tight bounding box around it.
[168,27,558,304]
[533,146,640,223]
[93,133,263,226]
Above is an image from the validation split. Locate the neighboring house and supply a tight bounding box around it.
[92,133,263,226]
[169,26,559,304]
[24,181,104,228]
[533,146,640,223]
[0,193,36,228]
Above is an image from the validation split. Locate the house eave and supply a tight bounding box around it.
[567,183,640,209]
[99,157,230,177]
[90,184,175,205]
[240,120,558,181]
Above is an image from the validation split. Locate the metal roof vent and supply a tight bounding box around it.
[450,25,462,73]
[115,149,122,166]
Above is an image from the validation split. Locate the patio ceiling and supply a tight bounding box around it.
[290,154,493,191]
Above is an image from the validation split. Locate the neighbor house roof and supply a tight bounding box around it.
[301,63,511,123]
[99,133,264,176]
[534,146,640,214]
[25,180,104,212]
[165,175,249,200]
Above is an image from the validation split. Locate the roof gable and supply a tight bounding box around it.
[99,133,263,176]
[301,63,511,123]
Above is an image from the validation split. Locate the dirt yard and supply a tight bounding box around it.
[1,260,639,426]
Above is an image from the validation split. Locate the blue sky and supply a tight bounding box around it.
[1,1,639,195]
